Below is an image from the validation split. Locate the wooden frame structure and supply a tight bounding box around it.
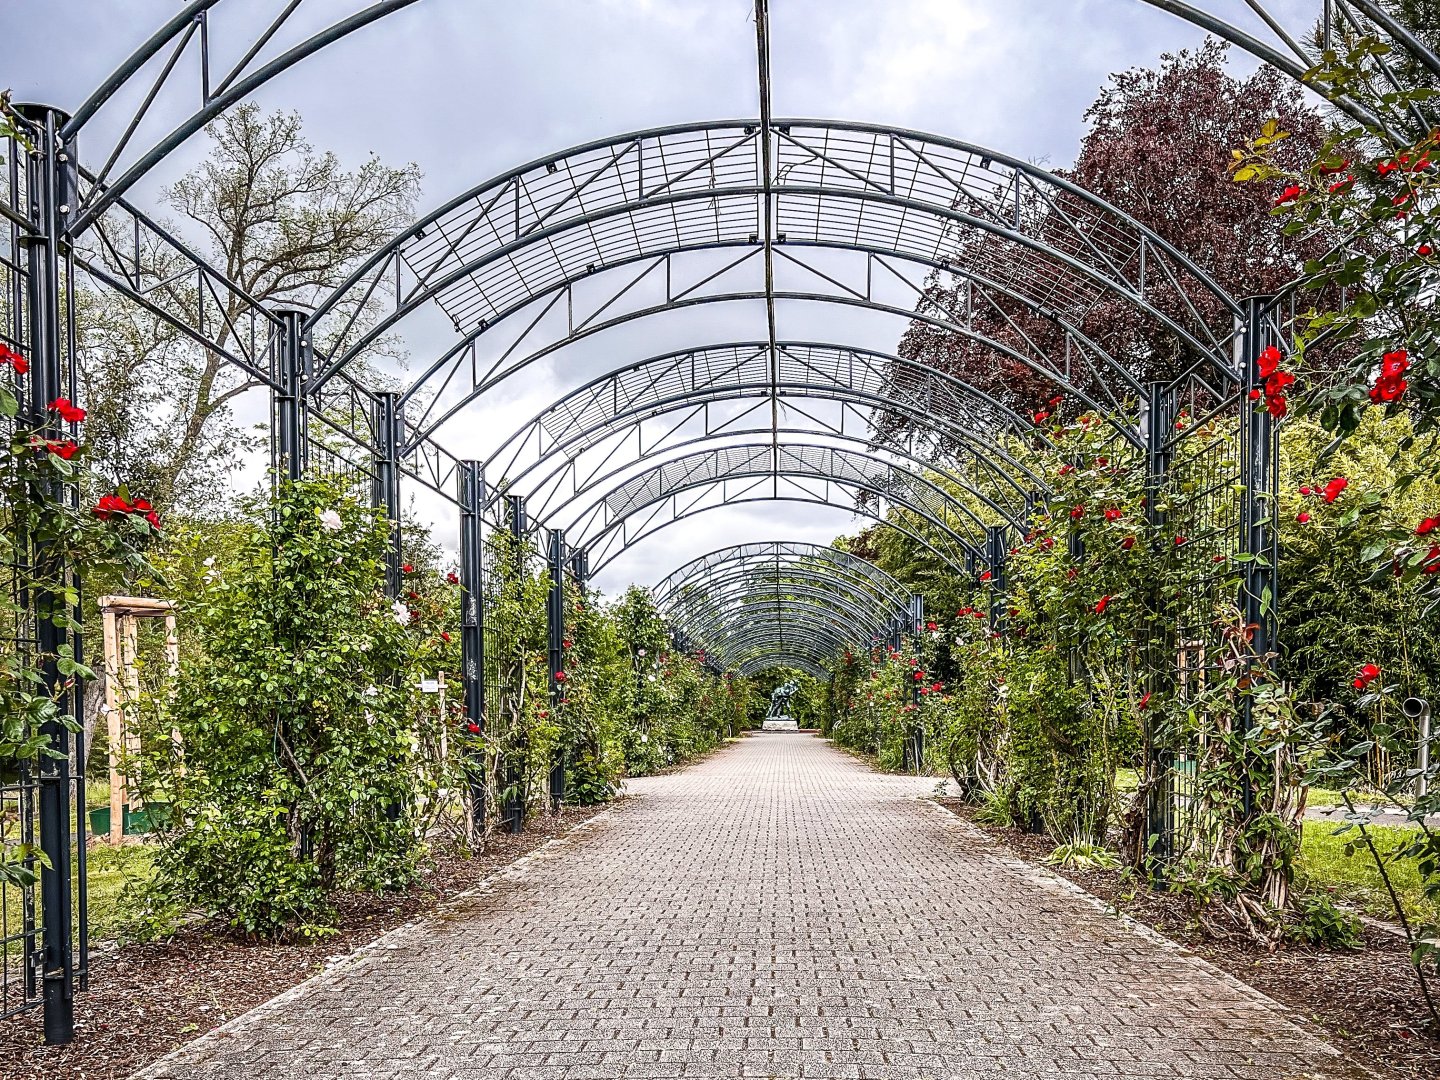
[98,596,177,844]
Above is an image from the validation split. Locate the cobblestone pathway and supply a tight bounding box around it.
[140,733,1370,1080]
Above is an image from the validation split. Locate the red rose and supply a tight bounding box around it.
[1256,345,1283,378]
[1296,512,1311,524]
[1300,486,1312,496]
[1266,395,1288,419]
[1137,691,1152,710]
[48,397,86,424]
[1265,370,1295,396]
[466,722,481,734]
[1070,504,1085,520]
[925,621,937,632]
[554,670,567,682]
[92,493,133,520]
[440,631,451,642]
[1121,536,1136,551]
[1353,663,1381,690]
[0,344,28,374]
[446,571,460,585]
[1416,518,1439,536]
[1369,375,1408,404]
[1274,184,1304,206]
[402,563,414,574]
[1322,477,1348,504]
[979,570,992,582]
[1381,350,1410,378]
[1094,595,1111,614]
[1174,536,1188,546]
[562,638,573,649]
[1420,244,1433,257]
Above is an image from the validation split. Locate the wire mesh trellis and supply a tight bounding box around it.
[1143,300,1279,868]
[0,110,90,1033]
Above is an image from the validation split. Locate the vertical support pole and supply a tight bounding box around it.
[372,391,403,598]
[271,306,310,484]
[502,495,528,833]
[1238,296,1280,819]
[1143,380,1175,870]
[458,461,486,837]
[909,593,924,774]
[986,526,1007,635]
[101,606,123,845]
[546,528,567,811]
[18,102,77,1047]
[121,616,141,812]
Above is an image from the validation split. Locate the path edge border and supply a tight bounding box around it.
[129,806,619,1079]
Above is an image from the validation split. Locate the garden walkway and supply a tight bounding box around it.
[140,734,1371,1080]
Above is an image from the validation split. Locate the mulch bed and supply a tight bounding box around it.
[1,804,608,1080]
[934,798,1440,1080]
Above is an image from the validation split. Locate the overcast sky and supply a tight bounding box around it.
[2,0,1320,596]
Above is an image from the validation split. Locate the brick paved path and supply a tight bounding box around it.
[141,733,1370,1080]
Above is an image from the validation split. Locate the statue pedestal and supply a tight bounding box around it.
[762,717,799,731]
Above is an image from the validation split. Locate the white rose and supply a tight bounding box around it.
[202,556,215,567]
[647,674,657,683]
[637,648,647,657]
[319,508,343,532]
[391,599,410,626]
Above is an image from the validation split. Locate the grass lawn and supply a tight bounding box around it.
[1299,818,1439,926]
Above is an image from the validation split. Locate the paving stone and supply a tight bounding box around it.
[135,733,1373,1080]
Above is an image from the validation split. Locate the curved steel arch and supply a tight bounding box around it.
[307,119,1246,403]
[655,542,913,664]
[513,419,1025,544]
[63,0,426,234]
[549,441,990,561]
[584,490,968,577]
[674,588,894,652]
[663,568,902,630]
[736,653,833,680]
[404,277,1155,451]
[655,541,911,612]
[665,575,899,638]
[696,607,869,671]
[731,650,835,676]
[481,340,1047,507]
[58,0,1434,237]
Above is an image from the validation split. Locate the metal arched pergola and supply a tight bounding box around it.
[5,0,1434,1043]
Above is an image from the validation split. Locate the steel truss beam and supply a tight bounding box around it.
[481,340,1046,513]
[307,121,1247,430]
[657,551,911,662]
[669,581,895,642]
[515,420,1019,547]
[587,490,968,578]
[657,541,910,603]
[547,441,985,568]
